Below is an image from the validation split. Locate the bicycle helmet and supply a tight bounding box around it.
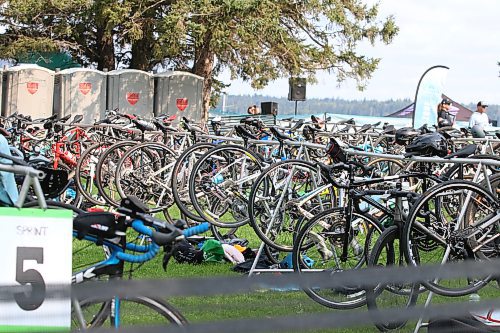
[470,125,486,138]
[405,132,448,157]
[395,127,420,145]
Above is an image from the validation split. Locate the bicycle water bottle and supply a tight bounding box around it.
[402,181,410,215]
[213,174,224,184]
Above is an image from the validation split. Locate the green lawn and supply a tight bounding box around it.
[71,205,500,333]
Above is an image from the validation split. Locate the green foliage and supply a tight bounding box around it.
[0,0,398,118]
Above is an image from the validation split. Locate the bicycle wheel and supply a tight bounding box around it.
[366,158,405,178]
[292,207,383,309]
[115,142,177,213]
[403,180,498,297]
[249,159,336,252]
[188,144,264,228]
[95,140,138,207]
[72,296,187,329]
[75,142,111,206]
[171,142,216,221]
[442,154,500,181]
[366,226,419,332]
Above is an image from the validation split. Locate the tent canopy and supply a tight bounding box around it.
[386,94,472,122]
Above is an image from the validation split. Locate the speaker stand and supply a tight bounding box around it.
[294,100,298,116]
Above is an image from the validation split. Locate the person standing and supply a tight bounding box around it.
[247,105,260,115]
[437,98,454,128]
[469,101,490,138]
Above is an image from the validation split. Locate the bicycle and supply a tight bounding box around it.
[71,196,210,329]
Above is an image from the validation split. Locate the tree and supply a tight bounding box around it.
[0,0,398,121]
[0,0,174,70]
[160,0,398,119]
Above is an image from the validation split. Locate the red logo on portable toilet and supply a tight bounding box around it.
[79,82,92,95]
[176,98,188,111]
[27,82,39,95]
[126,93,140,106]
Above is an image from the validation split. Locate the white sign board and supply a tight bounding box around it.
[0,208,72,332]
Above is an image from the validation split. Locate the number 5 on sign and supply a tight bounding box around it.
[0,208,72,332]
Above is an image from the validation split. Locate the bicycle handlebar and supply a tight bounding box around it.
[115,220,210,263]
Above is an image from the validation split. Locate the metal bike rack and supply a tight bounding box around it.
[0,164,47,209]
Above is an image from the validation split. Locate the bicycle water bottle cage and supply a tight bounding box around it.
[119,196,149,217]
[74,212,118,244]
[325,138,347,163]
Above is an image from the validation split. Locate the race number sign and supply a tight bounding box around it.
[0,208,72,332]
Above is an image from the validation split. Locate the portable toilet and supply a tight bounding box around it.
[154,71,204,123]
[107,69,154,119]
[54,68,107,123]
[2,64,55,119]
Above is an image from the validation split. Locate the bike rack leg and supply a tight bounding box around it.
[248,241,266,277]
[72,297,87,330]
[414,290,434,333]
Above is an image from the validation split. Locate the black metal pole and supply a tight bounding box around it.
[294,100,298,116]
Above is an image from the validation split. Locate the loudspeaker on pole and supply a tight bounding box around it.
[261,102,278,116]
[288,77,306,101]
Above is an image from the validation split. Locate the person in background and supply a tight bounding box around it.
[469,101,490,138]
[437,98,454,128]
[247,105,260,115]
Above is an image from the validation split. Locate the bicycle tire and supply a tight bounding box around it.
[292,207,383,309]
[114,142,176,213]
[403,180,498,297]
[366,226,419,332]
[73,296,187,329]
[95,140,138,207]
[249,159,336,252]
[171,142,216,221]
[188,144,264,228]
[75,141,111,206]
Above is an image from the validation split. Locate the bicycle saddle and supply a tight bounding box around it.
[71,114,84,124]
[444,144,477,159]
[235,125,258,140]
[121,196,149,214]
[337,118,355,125]
[289,119,305,132]
[383,125,396,134]
[133,119,156,132]
[58,115,71,123]
[181,120,204,134]
[269,126,293,142]
[154,120,177,133]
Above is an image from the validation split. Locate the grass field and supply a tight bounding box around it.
[72,206,500,333]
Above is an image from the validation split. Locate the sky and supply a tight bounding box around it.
[218,0,500,105]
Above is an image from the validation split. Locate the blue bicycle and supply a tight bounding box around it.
[71,196,209,329]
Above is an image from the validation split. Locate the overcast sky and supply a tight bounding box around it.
[219,0,500,105]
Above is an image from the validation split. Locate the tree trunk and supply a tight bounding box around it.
[193,37,214,123]
[95,27,115,71]
[130,19,154,71]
